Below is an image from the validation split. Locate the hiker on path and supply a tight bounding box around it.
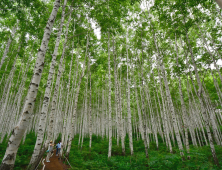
[46,140,54,162]
[56,141,62,156]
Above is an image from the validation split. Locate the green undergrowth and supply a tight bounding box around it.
[0,132,37,170]
[0,133,222,169]
[68,134,222,170]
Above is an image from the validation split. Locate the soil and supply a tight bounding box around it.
[44,150,70,170]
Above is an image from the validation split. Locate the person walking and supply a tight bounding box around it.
[56,141,62,156]
[46,140,54,162]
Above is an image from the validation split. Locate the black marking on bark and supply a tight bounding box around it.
[11,129,15,136]
[40,62,44,67]
[4,153,15,161]
[44,96,49,102]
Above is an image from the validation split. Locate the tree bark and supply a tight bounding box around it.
[126,36,133,156]
[108,32,112,158]
[113,39,120,146]
[89,40,92,151]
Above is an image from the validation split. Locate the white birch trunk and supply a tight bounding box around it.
[89,55,92,151]
[126,37,133,155]
[80,68,88,151]
[102,86,105,139]
[108,33,112,158]
[113,40,120,146]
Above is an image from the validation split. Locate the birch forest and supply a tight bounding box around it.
[1,0,222,169]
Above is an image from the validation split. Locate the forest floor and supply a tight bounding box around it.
[1,133,222,169]
[68,134,222,170]
[44,150,70,170]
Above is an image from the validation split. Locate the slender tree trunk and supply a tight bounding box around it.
[102,85,105,139]
[78,105,84,148]
[119,68,125,155]
[126,36,133,156]
[88,38,92,151]
[108,33,112,158]
[81,86,88,151]
[113,40,120,146]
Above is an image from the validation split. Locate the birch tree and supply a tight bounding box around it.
[0,0,61,169]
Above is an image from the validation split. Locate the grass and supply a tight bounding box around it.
[0,133,222,169]
[68,134,222,170]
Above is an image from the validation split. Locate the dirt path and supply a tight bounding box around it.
[44,150,70,170]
